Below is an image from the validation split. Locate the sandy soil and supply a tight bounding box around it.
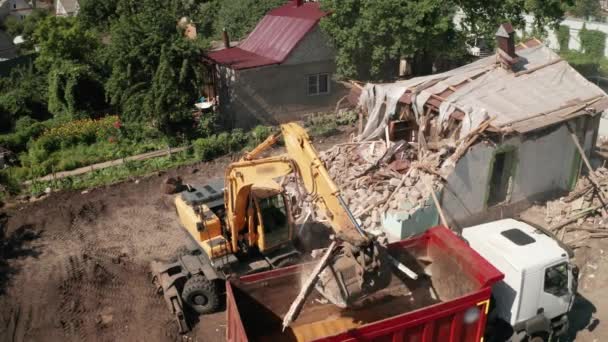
[0,130,351,342]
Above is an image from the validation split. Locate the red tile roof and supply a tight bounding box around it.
[207,1,327,70]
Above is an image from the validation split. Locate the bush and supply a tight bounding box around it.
[580,26,606,60]
[249,125,274,146]
[557,25,570,52]
[0,116,59,153]
[33,115,120,154]
[562,50,600,76]
[193,129,253,161]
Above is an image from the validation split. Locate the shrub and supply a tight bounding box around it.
[249,125,273,146]
[557,25,570,52]
[193,129,252,161]
[580,26,606,60]
[33,115,120,154]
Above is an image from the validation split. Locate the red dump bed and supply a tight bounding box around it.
[226,226,504,342]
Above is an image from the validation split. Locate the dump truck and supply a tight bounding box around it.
[225,219,578,342]
[151,123,391,333]
[462,219,578,341]
[225,226,504,342]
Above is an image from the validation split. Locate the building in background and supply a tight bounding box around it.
[204,0,347,127]
[54,0,78,17]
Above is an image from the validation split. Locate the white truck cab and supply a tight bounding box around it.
[463,219,578,341]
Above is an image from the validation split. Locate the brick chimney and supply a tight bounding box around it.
[222,28,230,49]
[294,0,304,7]
[496,23,518,70]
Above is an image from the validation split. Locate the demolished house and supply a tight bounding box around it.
[331,24,608,241]
[204,0,347,128]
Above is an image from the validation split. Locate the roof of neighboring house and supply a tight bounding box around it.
[355,39,608,138]
[207,1,327,70]
[57,0,79,13]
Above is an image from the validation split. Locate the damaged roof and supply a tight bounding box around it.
[207,1,327,70]
[356,40,608,139]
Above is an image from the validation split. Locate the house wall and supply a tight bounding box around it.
[440,116,599,229]
[216,26,347,127]
[0,1,10,20]
[7,0,32,20]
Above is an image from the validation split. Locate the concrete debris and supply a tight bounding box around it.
[319,140,444,232]
[541,167,608,248]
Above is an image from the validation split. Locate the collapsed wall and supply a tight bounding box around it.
[318,140,445,237]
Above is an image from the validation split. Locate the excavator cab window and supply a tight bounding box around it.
[258,195,290,250]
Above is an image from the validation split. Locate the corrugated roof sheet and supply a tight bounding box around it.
[357,39,608,139]
[207,1,327,70]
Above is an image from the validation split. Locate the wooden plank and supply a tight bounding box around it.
[567,122,608,217]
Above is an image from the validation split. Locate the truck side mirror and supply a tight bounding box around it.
[571,264,579,293]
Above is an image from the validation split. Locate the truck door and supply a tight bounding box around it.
[539,262,571,320]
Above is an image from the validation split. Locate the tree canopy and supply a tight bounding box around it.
[320,0,464,80]
[321,0,571,81]
[568,0,602,19]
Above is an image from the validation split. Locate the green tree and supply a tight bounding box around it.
[78,0,119,29]
[456,0,568,45]
[321,0,570,80]
[569,0,602,19]
[213,0,285,39]
[144,41,204,129]
[2,16,24,37]
[47,61,106,118]
[105,0,206,130]
[32,16,99,71]
[0,65,49,131]
[320,0,462,80]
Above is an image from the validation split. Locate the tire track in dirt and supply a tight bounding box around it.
[0,130,353,342]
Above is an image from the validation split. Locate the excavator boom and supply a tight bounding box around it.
[247,123,392,323]
[281,123,369,245]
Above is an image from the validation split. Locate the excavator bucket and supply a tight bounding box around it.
[316,241,392,308]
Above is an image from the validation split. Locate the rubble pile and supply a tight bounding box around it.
[542,167,608,248]
[319,141,444,231]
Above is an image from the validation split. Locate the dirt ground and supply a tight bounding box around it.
[3,125,608,342]
[0,131,351,342]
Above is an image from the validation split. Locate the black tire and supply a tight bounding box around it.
[275,256,299,268]
[181,275,220,314]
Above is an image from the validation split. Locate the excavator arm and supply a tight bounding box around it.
[241,123,391,315]
[280,123,369,245]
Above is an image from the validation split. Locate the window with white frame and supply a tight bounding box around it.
[307,73,330,96]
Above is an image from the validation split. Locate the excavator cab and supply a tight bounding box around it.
[258,195,291,249]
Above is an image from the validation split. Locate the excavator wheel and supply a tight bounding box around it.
[181,275,220,314]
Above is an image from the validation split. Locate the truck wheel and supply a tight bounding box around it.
[275,256,299,268]
[182,275,220,314]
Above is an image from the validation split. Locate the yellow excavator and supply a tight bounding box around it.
[151,123,390,333]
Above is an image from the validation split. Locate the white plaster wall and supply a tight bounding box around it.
[521,14,608,56]
[509,125,577,203]
[455,11,608,56]
[441,141,494,223]
[441,119,594,225]
[283,26,335,66]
